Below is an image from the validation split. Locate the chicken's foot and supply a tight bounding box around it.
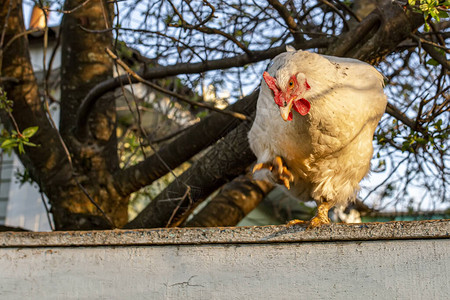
[308,201,331,229]
[252,156,294,189]
[285,201,331,229]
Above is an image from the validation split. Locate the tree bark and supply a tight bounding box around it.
[113,90,258,196]
[184,175,273,227]
[0,0,74,223]
[48,0,129,230]
[0,0,71,183]
[124,117,256,229]
[327,1,423,61]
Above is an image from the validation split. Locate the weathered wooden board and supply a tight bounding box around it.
[1,220,449,299]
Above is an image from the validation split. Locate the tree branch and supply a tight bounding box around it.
[267,0,304,43]
[104,47,248,119]
[327,12,380,57]
[385,102,427,134]
[318,0,350,31]
[75,37,334,139]
[113,90,258,197]
[184,175,273,227]
[124,116,256,229]
[420,40,450,70]
[343,2,424,63]
[332,0,362,22]
[169,23,253,56]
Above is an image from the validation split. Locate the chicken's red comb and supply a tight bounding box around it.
[263,71,283,107]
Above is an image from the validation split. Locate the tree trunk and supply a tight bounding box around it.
[52,0,128,229]
[0,0,128,230]
[0,0,71,187]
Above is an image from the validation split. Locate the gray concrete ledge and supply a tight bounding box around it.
[1,220,450,299]
[1,219,449,247]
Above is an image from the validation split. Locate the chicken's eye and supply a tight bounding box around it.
[288,80,294,89]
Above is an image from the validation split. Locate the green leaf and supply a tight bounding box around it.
[438,10,449,18]
[426,58,439,66]
[22,126,39,138]
[431,10,441,20]
[196,111,208,119]
[18,142,24,154]
[23,141,37,147]
[415,137,427,144]
[1,138,17,149]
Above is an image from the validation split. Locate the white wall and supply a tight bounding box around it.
[0,153,14,224]
[0,221,449,299]
[4,154,51,231]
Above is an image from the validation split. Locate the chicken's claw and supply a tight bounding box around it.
[273,156,294,189]
[252,156,294,189]
[286,219,307,227]
[252,162,273,173]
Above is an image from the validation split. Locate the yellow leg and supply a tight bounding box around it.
[308,201,331,229]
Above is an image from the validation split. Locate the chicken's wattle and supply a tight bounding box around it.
[293,98,310,116]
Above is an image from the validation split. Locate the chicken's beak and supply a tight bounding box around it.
[279,97,295,121]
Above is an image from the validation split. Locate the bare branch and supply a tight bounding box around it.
[417,39,450,70]
[105,48,249,120]
[184,175,273,227]
[318,0,350,31]
[327,12,380,57]
[385,102,427,134]
[113,91,258,197]
[169,23,253,56]
[267,0,303,43]
[55,0,93,14]
[124,116,256,229]
[332,0,362,22]
[75,38,333,140]
[410,33,450,52]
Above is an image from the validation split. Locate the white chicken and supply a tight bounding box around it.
[248,48,387,228]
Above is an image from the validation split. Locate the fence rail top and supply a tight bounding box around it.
[1,219,449,248]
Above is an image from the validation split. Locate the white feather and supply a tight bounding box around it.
[248,50,387,207]
[286,45,296,52]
